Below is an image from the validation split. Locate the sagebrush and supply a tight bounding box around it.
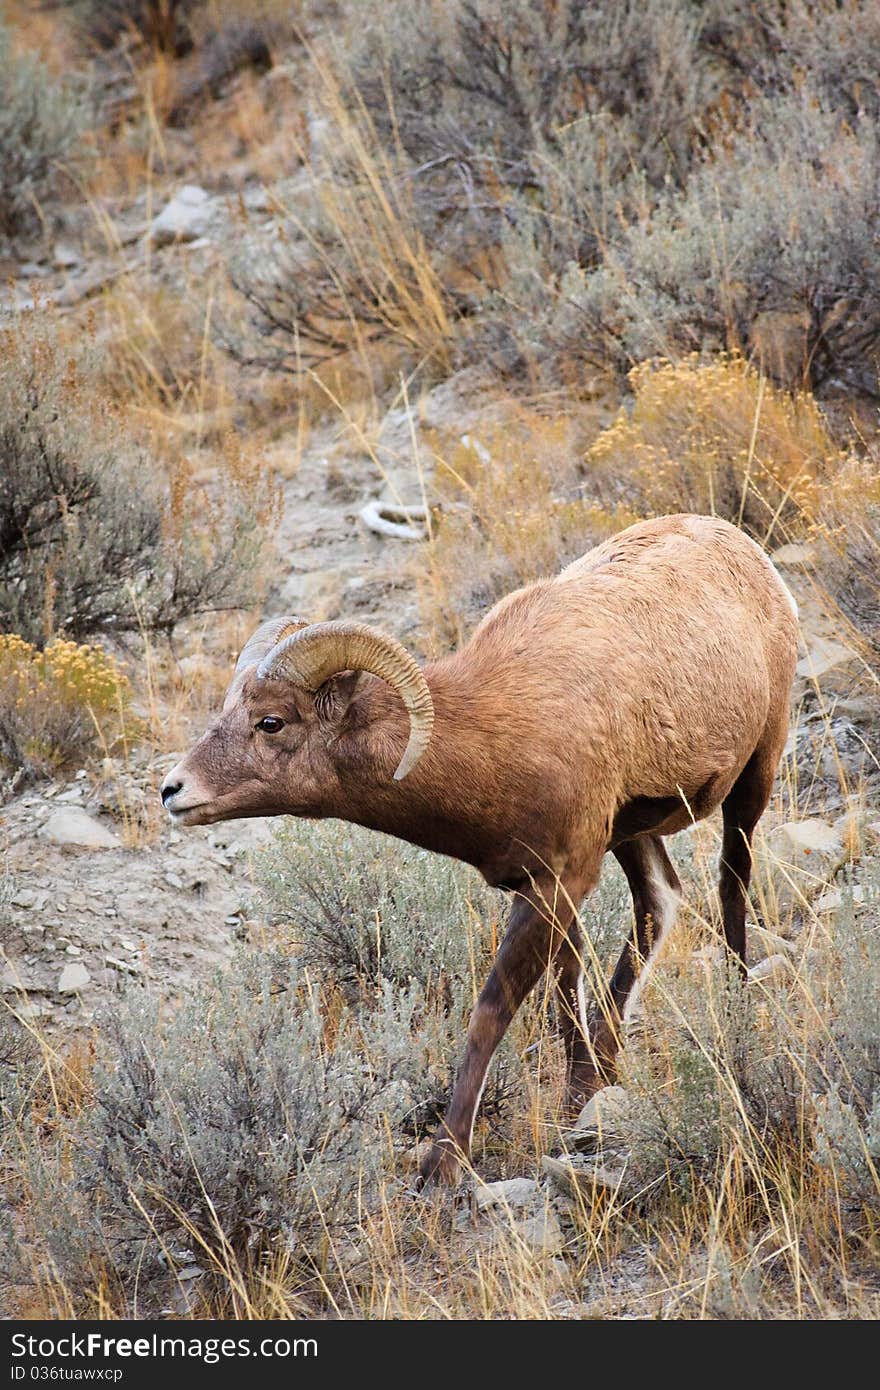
[0,20,86,245]
[17,954,388,1313]
[0,317,270,645]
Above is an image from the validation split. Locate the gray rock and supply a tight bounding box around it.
[776,818,842,857]
[509,1210,565,1258]
[761,819,845,914]
[475,1177,541,1212]
[750,923,796,955]
[796,638,856,680]
[813,884,864,914]
[541,1154,628,1200]
[55,786,84,804]
[242,184,272,212]
[148,185,214,247]
[748,953,793,986]
[1,964,25,991]
[41,809,120,849]
[770,542,815,569]
[105,955,141,975]
[52,242,80,269]
[18,1000,51,1021]
[57,962,90,993]
[574,1084,630,1138]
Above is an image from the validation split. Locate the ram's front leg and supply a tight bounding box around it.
[419,870,590,1188]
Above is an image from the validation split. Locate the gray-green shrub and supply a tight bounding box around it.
[621,967,804,1203]
[22,954,387,1312]
[259,819,504,998]
[0,316,267,645]
[0,21,86,246]
[811,873,880,1210]
[559,94,880,394]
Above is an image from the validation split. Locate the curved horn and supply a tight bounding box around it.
[259,621,434,780]
[224,615,310,709]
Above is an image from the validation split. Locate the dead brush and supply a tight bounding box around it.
[0,312,271,645]
[100,275,223,421]
[229,50,461,378]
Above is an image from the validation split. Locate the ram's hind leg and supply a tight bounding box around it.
[583,836,682,1094]
[720,738,782,974]
[554,919,596,1120]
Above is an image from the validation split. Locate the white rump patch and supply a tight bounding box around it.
[576,972,589,1039]
[743,532,799,620]
[623,846,682,1021]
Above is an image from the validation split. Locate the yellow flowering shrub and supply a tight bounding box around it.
[0,634,131,781]
[586,354,837,541]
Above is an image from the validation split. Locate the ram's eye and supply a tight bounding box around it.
[256,716,285,734]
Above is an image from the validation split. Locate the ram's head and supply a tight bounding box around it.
[160,617,434,826]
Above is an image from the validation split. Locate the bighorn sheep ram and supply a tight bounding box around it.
[162,514,798,1186]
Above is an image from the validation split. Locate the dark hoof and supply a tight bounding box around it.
[418,1139,465,1189]
[563,1066,614,1122]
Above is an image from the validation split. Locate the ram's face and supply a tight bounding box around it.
[160,670,334,825]
[159,614,433,826]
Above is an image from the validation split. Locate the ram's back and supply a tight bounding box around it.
[455,514,798,815]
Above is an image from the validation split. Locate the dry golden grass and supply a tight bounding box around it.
[414,406,638,651]
[270,63,459,372]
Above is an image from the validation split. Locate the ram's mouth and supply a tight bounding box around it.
[167,803,212,826]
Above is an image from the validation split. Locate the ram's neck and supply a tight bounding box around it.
[326,659,504,870]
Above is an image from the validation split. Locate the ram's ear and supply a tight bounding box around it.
[313,670,365,728]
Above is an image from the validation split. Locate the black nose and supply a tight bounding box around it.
[161,781,183,806]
